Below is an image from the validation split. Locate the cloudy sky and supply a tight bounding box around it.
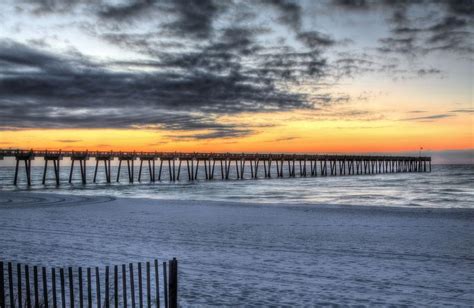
[0,0,472,157]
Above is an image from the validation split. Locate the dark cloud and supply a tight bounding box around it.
[167,128,254,140]
[297,31,336,49]
[401,114,454,121]
[407,110,426,114]
[445,0,474,16]
[331,0,369,10]
[162,0,226,39]
[97,0,155,20]
[329,0,474,56]
[261,0,302,31]
[55,139,82,143]
[377,37,418,55]
[270,136,300,142]
[18,0,85,14]
[416,68,441,76]
[0,36,337,138]
[450,109,474,113]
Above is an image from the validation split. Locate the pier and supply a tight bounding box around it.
[0,149,431,186]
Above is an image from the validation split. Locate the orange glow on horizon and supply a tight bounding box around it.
[1,108,472,154]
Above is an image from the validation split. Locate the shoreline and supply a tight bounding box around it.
[1,190,473,214]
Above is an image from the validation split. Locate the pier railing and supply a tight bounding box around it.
[0,259,178,308]
[0,149,431,185]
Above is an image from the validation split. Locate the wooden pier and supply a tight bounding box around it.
[0,149,431,186]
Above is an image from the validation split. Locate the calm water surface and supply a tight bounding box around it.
[0,161,472,208]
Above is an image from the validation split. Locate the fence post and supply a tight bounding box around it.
[60,268,65,308]
[129,264,135,308]
[114,266,118,308]
[95,267,101,308]
[52,268,57,308]
[105,266,109,308]
[42,267,49,308]
[25,265,31,308]
[34,265,39,308]
[162,263,167,308]
[146,262,151,308]
[17,264,22,308]
[154,260,159,308]
[138,263,143,308]
[168,259,177,308]
[0,261,4,308]
[78,267,83,308]
[68,267,74,308]
[122,265,127,308]
[87,268,92,308]
[8,263,13,308]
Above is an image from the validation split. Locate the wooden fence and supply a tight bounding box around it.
[0,259,178,308]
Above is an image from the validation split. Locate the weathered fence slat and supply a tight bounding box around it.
[34,265,39,307]
[146,262,151,308]
[95,267,101,308]
[122,264,127,308]
[87,268,92,308]
[16,264,22,308]
[129,263,135,308]
[60,268,65,308]
[8,263,13,308]
[25,265,31,308]
[105,266,109,308]
[114,265,118,308]
[78,267,83,308]
[69,267,74,308]
[52,268,57,308]
[42,266,49,308]
[154,260,160,308]
[168,259,177,308]
[138,263,143,308]
[0,262,5,308]
[162,263,167,308]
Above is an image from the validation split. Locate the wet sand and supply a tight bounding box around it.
[1,192,473,306]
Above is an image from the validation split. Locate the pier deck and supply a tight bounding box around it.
[0,149,431,185]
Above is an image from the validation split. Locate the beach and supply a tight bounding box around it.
[1,191,473,306]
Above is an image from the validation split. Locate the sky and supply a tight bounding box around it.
[0,0,472,161]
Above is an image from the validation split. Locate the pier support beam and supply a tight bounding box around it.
[137,156,156,182]
[93,156,112,183]
[43,152,63,185]
[14,151,35,186]
[116,154,136,183]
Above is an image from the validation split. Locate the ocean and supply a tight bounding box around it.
[0,160,473,208]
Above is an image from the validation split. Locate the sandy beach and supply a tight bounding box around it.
[1,191,473,306]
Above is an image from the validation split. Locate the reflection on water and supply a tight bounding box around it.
[0,162,473,208]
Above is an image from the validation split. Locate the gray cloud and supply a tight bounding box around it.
[262,0,302,31]
[271,136,300,142]
[401,114,454,121]
[330,0,474,56]
[450,109,474,113]
[55,139,82,143]
[416,68,441,76]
